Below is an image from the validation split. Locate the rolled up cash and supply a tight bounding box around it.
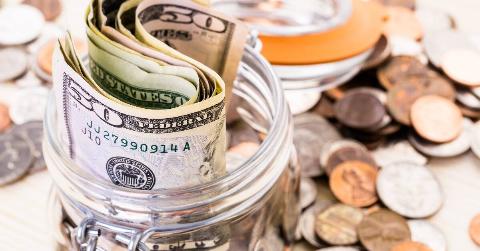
[52,0,247,189]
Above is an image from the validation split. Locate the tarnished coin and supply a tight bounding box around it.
[469,214,480,246]
[23,0,62,21]
[330,160,378,207]
[373,140,427,167]
[294,113,341,177]
[357,209,411,251]
[423,30,475,68]
[411,95,463,143]
[10,121,45,173]
[408,220,447,251]
[9,86,49,124]
[0,133,33,186]
[0,4,45,45]
[409,118,472,158]
[301,200,334,248]
[391,241,433,251]
[315,204,364,245]
[321,139,377,176]
[0,48,28,82]
[0,103,12,133]
[334,90,386,130]
[286,91,321,115]
[456,86,480,109]
[377,162,443,218]
[377,56,427,90]
[415,7,456,32]
[384,6,423,41]
[442,48,480,87]
[363,35,392,70]
[300,178,317,209]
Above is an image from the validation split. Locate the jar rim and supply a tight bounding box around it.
[45,45,292,210]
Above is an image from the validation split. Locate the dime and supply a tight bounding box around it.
[0,133,33,186]
[408,220,447,251]
[442,48,480,87]
[322,140,377,176]
[373,140,428,167]
[9,87,49,124]
[294,113,341,177]
[469,214,480,246]
[10,121,45,173]
[334,90,386,130]
[423,30,475,68]
[329,160,378,207]
[390,241,433,251]
[383,6,423,41]
[286,91,321,115]
[301,200,333,248]
[0,103,12,133]
[409,119,472,158]
[377,56,427,90]
[357,209,411,251]
[363,35,391,70]
[377,162,443,218]
[0,4,45,45]
[23,0,62,21]
[300,178,317,209]
[315,204,364,245]
[415,7,456,32]
[411,95,462,143]
[0,48,28,82]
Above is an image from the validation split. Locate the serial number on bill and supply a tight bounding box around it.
[82,121,192,154]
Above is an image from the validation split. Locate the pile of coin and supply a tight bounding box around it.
[0,0,66,185]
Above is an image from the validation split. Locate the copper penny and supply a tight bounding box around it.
[357,209,411,251]
[410,95,462,143]
[384,6,423,41]
[0,103,11,132]
[314,204,364,245]
[325,145,377,176]
[469,213,480,246]
[37,38,87,75]
[334,91,386,130]
[391,241,433,251]
[23,0,62,21]
[442,48,480,87]
[329,160,378,207]
[377,56,427,90]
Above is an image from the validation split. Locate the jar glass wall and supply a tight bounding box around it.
[44,46,299,251]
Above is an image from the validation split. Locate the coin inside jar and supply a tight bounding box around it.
[0,103,12,133]
[410,95,463,143]
[383,6,423,41]
[314,203,364,245]
[357,209,411,251]
[329,160,378,207]
[334,91,386,130]
[390,241,433,251]
[441,48,480,87]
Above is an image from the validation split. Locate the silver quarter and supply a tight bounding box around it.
[300,177,318,209]
[9,86,49,124]
[300,200,333,248]
[0,4,45,45]
[10,121,45,173]
[423,30,475,67]
[409,118,473,158]
[0,48,28,82]
[408,220,447,251]
[294,113,341,177]
[0,132,33,186]
[377,162,444,218]
[373,140,428,167]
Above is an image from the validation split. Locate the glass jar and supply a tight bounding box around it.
[44,45,299,251]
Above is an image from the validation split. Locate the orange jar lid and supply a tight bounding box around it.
[259,0,386,65]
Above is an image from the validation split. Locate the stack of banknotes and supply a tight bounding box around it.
[52,0,248,190]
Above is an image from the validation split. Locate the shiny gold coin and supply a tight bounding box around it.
[391,241,433,251]
[410,95,463,143]
[314,203,364,245]
[383,6,423,41]
[329,160,378,207]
